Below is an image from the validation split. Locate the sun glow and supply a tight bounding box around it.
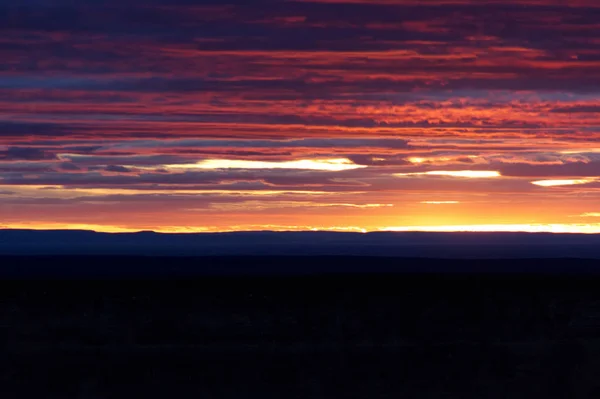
[5,222,600,234]
[380,224,600,234]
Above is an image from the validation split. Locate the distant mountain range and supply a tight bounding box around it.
[1,229,600,258]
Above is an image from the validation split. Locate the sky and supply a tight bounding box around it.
[1,0,600,233]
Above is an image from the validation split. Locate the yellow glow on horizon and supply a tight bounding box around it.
[581,213,600,217]
[158,158,366,171]
[205,225,370,233]
[421,201,460,204]
[0,222,146,233]
[0,223,369,234]
[4,222,600,234]
[531,178,597,187]
[380,224,600,234]
[396,170,501,178]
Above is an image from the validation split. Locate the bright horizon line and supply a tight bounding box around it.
[2,223,600,234]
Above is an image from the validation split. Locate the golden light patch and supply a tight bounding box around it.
[581,213,600,217]
[407,157,426,164]
[421,201,460,204]
[159,158,366,171]
[531,178,597,187]
[213,225,369,233]
[0,222,144,233]
[380,224,600,233]
[423,171,501,178]
[204,201,393,211]
[407,155,479,165]
[396,170,501,178]
[559,148,600,154]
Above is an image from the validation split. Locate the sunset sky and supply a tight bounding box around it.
[2,0,600,233]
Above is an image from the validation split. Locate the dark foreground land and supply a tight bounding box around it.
[3,256,600,398]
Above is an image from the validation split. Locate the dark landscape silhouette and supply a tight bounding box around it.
[2,231,600,397]
[2,229,600,259]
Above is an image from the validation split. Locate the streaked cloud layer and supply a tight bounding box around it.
[2,0,600,232]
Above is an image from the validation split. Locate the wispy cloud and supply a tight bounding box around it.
[395,171,501,178]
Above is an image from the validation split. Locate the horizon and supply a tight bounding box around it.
[3,227,600,234]
[3,227,600,259]
[3,224,600,234]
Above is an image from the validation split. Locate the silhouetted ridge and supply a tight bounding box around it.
[1,230,600,258]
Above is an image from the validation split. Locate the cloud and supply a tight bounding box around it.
[395,170,501,178]
[58,162,82,171]
[105,165,134,173]
[107,138,410,150]
[3,0,600,231]
[0,168,371,189]
[0,121,71,139]
[498,161,600,177]
[0,147,57,161]
[347,154,410,166]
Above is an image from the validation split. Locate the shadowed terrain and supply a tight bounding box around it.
[2,230,600,258]
[2,256,600,398]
